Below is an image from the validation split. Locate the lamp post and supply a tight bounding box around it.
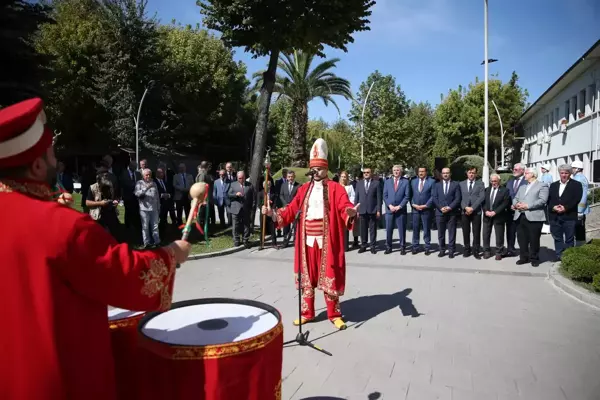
[482,0,490,187]
[491,99,506,168]
[360,81,376,172]
[134,80,155,168]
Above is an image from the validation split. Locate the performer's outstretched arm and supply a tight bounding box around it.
[55,212,180,312]
[335,185,358,230]
[272,184,304,228]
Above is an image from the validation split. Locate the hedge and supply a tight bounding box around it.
[593,273,600,292]
[561,244,600,282]
[449,155,495,181]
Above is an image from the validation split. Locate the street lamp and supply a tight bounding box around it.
[134,80,155,168]
[482,0,490,187]
[360,81,376,171]
[491,99,506,168]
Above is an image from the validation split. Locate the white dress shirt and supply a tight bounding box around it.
[306,180,325,248]
[559,179,569,197]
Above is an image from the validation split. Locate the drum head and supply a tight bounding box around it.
[139,299,281,346]
[108,307,144,321]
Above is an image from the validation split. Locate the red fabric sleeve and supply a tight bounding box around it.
[334,183,355,231]
[274,184,304,229]
[56,214,177,312]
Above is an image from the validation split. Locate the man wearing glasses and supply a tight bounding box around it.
[505,164,527,257]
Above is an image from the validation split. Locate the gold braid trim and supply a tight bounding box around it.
[139,246,176,311]
[0,179,53,200]
[108,313,146,329]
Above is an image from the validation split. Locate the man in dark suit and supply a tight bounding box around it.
[213,169,228,226]
[158,161,177,225]
[227,171,255,248]
[383,165,410,254]
[548,164,583,261]
[459,167,485,259]
[432,168,461,258]
[224,162,236,226]
[482,174,510,260]
[274,168,288,237]
[155,167,174,240]
[56,161,74,193]
[354,167,382,254]
[278,170,299,246]
[119,160,142,234]
[411,167,435,255]
[505,163,527,256]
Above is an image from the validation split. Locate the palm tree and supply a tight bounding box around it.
[253,50,352,167]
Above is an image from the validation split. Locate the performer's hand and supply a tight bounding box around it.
[346,203,359,218]
[262,205,273,216]
[57,193,73,206]
[168,240,192,264]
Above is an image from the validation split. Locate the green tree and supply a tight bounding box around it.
[0,0,53,106]
[199,0,374,188]
[403,101,435,169]
[253,50,352,167]
[158,23,249,153]
[349,71,410,171]
[268,99,293,170]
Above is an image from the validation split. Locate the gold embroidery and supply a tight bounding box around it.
[108,313,146,329]
[0,179,54,200]
[140,258,170,310]
[274,379,282,400]
[169,322,283,360]
[275,207,285,227]
[301,288,314,314]
[317,182,330,293]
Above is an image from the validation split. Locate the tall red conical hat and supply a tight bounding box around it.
[309,138,328,169]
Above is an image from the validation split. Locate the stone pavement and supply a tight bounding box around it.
[173,227,600,400]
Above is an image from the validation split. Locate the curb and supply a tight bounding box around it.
[547,263,600,310]
[186,240,260,260]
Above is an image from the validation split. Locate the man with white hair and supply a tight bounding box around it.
[505,163,528,256]
[571,160,590,244]
[512,167,549,267]
[135,168,161,247]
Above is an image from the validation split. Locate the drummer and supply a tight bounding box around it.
[0,98,191,399]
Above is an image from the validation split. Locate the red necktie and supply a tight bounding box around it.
[394,178,398,191]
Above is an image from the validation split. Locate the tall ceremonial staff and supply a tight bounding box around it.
[260,149,271,251]
[181,182,208,242]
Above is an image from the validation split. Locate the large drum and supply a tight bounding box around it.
[108,307,146,400]
[138,299,283,400]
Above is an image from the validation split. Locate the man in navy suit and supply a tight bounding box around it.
[383,165,411,254]
[505,163,527,256]
[432,168,461,258]
[213,169,228,226]
[354,167,382,254]
[411,166,435,255]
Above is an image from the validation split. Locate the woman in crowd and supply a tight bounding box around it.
[339,170,360,251]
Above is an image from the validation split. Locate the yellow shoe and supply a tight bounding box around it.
[293,317,314,326]
[331,318,347,330]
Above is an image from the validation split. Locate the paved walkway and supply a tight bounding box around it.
[174,228,600,400]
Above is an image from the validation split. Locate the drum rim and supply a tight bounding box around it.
[137,298,282,348]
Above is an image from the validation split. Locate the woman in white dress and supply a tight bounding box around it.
[339,171,360,251]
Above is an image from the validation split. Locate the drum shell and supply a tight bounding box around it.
[138,300,283,400]
[109,312,146,400]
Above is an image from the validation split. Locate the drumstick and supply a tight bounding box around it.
[181,182,207,241]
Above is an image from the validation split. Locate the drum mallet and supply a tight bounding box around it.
[181,182,208,241]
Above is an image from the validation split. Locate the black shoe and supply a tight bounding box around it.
[438,250,445,258]
[234,242,240,247]
[531,261,540,267]
[449,252,455,259]
[463,250,471,258]
[506,250,516,257]
[371,248,377,254]
[358,247,366,254]
[425,249,431,256]
[516,259,529,265]
[473,252,482,260]
[244,242,251,249]
[384,248,392,255]
[400,249,406,255]
[412,249,418,255]
[483,252,491,259]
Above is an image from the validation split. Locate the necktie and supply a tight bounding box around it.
[289,183,292,194]
[365,180,370,192]
[513,178,519,192]
[444,182,448,195]
[394,178,398,191]
[241,183,244,196]
[491,188,496,204]
[160,179,165,191]
[469,181,473,193]
[419,179,424,193]
[129,170,133,180]
[181,174,185,186]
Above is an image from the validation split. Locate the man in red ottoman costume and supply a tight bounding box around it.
[0,98,191,400]
[263,138,358,330]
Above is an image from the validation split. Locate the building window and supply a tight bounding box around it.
[579,90,586,117]
[589,84,597,113]
[544,114,549,134]
[555,107,559,127]
[564,100,570,122]
[571,96,577,121]
[550,111,554,132]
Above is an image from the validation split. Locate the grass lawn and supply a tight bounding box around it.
[70,193,257,254]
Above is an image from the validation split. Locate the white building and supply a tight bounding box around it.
[520,39,600,183]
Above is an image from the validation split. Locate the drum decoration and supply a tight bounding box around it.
[137,298,284,400]
[108,307,147,400]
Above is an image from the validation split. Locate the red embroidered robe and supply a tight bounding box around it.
[0,180,177,400]
[275,179,354,296]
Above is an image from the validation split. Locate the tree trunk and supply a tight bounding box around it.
[290,100,308,167]
[249,49,280,195]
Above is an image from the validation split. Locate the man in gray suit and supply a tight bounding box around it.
[460,166,485,259]
[227,171,255,248]
[513,167,549,267]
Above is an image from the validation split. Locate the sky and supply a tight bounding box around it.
[146,0,600,124]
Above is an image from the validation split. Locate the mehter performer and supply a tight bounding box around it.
[0,98,191,400]
[262,138,358,330]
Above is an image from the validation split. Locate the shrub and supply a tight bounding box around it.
[561,244,600,281]
[587,187,600,205]
[499,172,513,186]
[589,239,600,247]
[449,155,494,181]
[592,273,600,292]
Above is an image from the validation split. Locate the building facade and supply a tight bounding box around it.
[519,40,600,183]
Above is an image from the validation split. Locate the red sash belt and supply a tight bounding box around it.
[305,219,324,236]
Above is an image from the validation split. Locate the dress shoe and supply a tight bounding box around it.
[358,247,366,254]
[473,252,481,260]
[371,248,377,254]
[531,261,540,267]
[516,259,529,265]
[463,250,471,258]
[483,252,491,259]
[384,248,392,255]
[495,255,502,261]
[506,250,516,257]
[425,249,431,256]
[400,249,406,255]
[438,251,445,258]
[449,252,455,259]
[412,249,418,255]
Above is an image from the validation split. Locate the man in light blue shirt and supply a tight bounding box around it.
[571,160,589,244]
[540,164,553,186]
